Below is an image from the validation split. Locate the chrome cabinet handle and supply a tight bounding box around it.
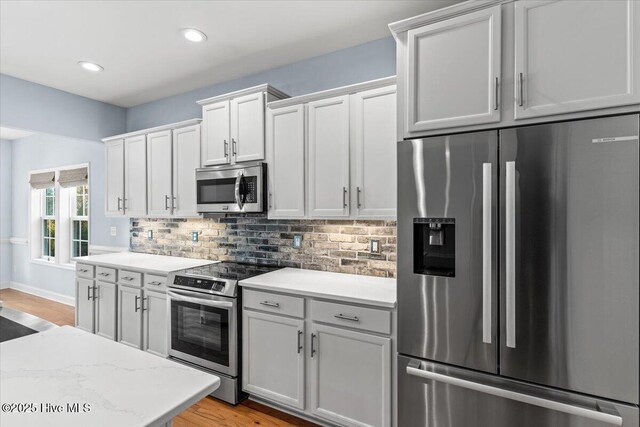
[518,72,524,107]
[123,198,127,213]
[482,163,492,344]
[268,192,272,209]
[142,297,148,312]
[260,301,280,308]
[92,285,98,300]
[223,139,228,158]
[342,187,348,208]
[493,77,499,111]
[122,276,134,281]
[505,161,516,348]
[134,295,140,312]
[406,360,622,426]
[79,268,88,273]
[334,313,359,322]
[310,333,317,358]
[297,330,303,354]
[87,286,92,301]
[357,187,362,208]
[172,195,176,212]
[98,272,110,277]
[148,281,163,286]
[165,195,170,210]
[232,138,237,157]
[117,197,122,211]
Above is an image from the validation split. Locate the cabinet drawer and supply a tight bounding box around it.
[95,266,117,283]
[118,270,142,287]
[76,263,94,279]
[311,300,391,335]
[144,274,167,291]
[243,289,304,318]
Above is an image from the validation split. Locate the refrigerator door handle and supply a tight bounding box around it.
[482,163,492,344]
[406,360,623,426]
[505,161,516,348]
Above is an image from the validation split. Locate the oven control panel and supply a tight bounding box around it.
[173,276,226,292]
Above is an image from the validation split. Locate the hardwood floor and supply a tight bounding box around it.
[0,288,319,427]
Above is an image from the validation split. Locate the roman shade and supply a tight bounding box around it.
[58,167,88,188]
[29,171,55,189]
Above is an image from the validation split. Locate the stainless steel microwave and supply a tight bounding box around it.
[196,162,266,213]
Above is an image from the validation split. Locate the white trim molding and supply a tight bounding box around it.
[102,118,202,142]
[9,237,28,245]
[0,281,11,289]
[88,245,129,255]
[0,238,10,244]
[7,281,75,306]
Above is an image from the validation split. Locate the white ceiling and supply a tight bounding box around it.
[0,126,34,141]
[0,0,461,108]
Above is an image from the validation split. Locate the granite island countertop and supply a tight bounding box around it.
[239,267,396,308]
[76,252,216,275]
[0,326,219,427]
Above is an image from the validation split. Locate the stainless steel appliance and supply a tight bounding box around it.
[397,114,639,426]
[196,162,266,213]
[167,262,280,404]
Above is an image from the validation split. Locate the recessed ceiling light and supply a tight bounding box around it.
[181,28,207,43]
[78,61,104,72]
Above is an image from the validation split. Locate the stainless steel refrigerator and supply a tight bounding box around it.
[397,114,639,426]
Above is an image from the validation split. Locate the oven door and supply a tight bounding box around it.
[167,288,237,376]
[196,163,264,213]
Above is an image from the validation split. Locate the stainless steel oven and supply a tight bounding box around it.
[196,162,266,213]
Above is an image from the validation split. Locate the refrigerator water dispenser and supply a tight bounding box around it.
[413,218,455,277]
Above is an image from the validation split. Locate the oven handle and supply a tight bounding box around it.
[167,290,233,309]
[235,173,245,210]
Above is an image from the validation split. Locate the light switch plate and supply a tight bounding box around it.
[147,230,153,240]
[192,231,199,243]
[110,226,117,236]
[370,239,381,254]
[292,234,303,249]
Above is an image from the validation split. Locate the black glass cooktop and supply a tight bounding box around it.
[180,262,282,282]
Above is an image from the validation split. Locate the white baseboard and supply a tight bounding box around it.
[0,281,11,289]
[9,237,28,245]
[7,281,75,306]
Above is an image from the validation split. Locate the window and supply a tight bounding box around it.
[29,164,90,267]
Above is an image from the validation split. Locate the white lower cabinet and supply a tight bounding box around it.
[75,278,95,333]
[242,310,305,409]
[310,324,391,427]
[94,281,117,340]
[142,290,168,357]
[118,284,143,349]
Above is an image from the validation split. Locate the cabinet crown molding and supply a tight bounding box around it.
[267,76,396,109]
[196,83,289,106]
[102,118,202,143]
[389,0,511,36]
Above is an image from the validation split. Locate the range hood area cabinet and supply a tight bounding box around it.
[198,84,289,167]
[390,0,640,138]
[103,119,202,218]
[266,77,397,220]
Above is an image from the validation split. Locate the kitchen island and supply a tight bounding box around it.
[0,326,219,427]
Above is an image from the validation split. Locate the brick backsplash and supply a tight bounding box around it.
[130,215,397,278]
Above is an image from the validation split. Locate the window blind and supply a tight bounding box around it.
[58,167,88,188]
[29,171,55,189]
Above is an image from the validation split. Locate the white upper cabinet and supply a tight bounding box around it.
[308,95,351,218]
[201,100,230,166]
[124,135,147,217]
[406,5,501,133]
[105,139,125,216]
[146,130,173,217]
[172,124,201,217]
[514,0,640,119]
[232,92,265,163]
[266,104,305,219]
[352,86,397,218]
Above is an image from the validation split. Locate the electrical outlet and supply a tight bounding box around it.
[370,239,381,254]
[147,230,153,240]
[192,231,199,243]
[110,226,117,236]
[292,234,303,249]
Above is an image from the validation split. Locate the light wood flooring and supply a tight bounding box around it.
[0,288,318,427]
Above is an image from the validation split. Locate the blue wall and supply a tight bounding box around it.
[0,74,126,141]
[126,37,396,131]
[1,140,12,284]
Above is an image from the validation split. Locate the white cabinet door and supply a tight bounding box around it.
[308,95,350,217]
[142,290,168,357]
[231,92,265,163]
[75,278,94,333]
[514,0,640,119]
[201,100,230,166]
[124,135,147,216]
[406,5,501,133]
[118,285,142,349]
[266,104,305,218]
[146,130,173,217]
[105,139,124,216]
[242,310,305,410]
[94,281,116,340]
[310,324,391,427]
[172,124,201,217]
[351,86,397,219]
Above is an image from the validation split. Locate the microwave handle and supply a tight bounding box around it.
[235,173,245,209]
[167,290,233,309]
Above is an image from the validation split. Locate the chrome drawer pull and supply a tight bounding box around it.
[335,313,359,322]
[134,295,140,312]
[297,330,303,354]
[122,276,134,281]
[98,272,110,277]
[79,268,88,273]
[148,281,163,286]
[311,333,317,357]
[260,301,280,308]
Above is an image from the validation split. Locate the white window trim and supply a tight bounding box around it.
[69,185,89,263]
[29,163,90,267]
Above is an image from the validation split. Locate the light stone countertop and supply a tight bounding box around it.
[239,267,397,308]
[0,326,219,427]
[76,252,216,275]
